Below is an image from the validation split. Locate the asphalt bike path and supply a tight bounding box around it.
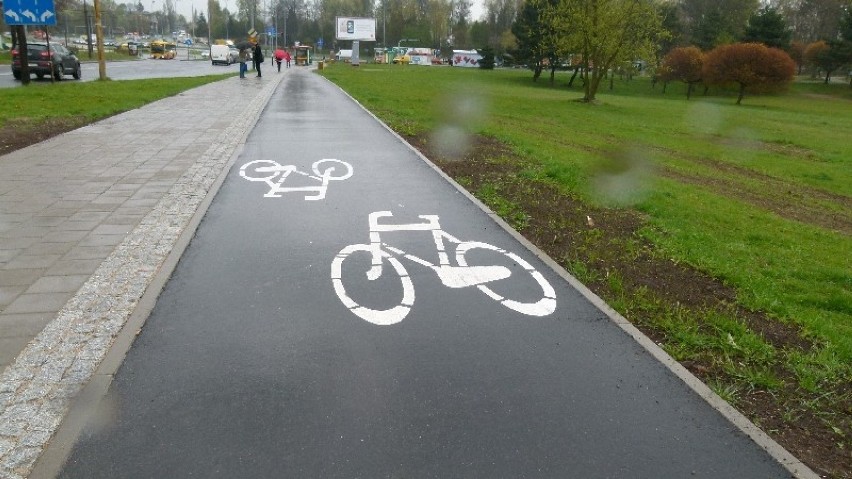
[50,68,793,478]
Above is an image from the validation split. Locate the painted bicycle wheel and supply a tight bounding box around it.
[331,244,415,326]
[239,159,281,182]
[312,159,354,181]
[455,242,556,317]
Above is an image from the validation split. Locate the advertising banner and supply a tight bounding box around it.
[335,17,376,41]
[452,50,482,67]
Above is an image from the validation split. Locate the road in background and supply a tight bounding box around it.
[0,56,237,88]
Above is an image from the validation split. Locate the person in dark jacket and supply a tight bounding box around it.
[253,43,263,77]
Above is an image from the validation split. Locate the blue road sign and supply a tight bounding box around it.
[3,0,57,25]
[266,27,276,36]
[317,37,324,48]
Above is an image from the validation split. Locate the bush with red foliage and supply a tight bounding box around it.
[702,43,796,105]
[660,46,705,99]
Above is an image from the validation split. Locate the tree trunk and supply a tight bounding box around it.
[550,65,556,84]
[14,26,30,85]
[737,83,745,105]
[533,63,542,82]
[585,69,605,102]
[686,82,693,100]
[568,67,579,87]
[824,71,831,84]
[662,81,667,94]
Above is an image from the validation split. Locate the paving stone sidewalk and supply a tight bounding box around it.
[0,72,285,478]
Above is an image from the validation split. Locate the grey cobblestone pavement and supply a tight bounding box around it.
[0,72,285,478]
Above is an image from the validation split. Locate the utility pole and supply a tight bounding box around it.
[93,0,107,80]
[207,0,211,45]
[64,11,69,46]
[83,0,93,58]
[14,26,31,85]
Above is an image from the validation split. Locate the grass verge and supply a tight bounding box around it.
[0,74,231,155]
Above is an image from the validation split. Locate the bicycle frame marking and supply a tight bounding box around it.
[239,158,353,200]
[331,211,557,325]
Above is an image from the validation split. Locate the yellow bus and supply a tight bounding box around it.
[150,41,177,59]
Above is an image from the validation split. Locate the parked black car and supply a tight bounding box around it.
[11,42,82,81]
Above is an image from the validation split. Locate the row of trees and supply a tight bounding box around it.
[509,0,852,102]
[640,4,852,104]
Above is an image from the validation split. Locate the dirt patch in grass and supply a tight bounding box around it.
[653,146,852,235]
[408,133,851,479]
[0,116,91,156]
[539,134,851,234]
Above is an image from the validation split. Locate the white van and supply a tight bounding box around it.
[211,44,233,65]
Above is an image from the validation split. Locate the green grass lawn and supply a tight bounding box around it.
[0,74,231,127]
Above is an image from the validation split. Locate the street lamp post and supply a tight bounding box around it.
[224,0,229,39]
[64,10,69,46]
[93,0,107,80]
[251,0,255,31]
[83,0,93,58]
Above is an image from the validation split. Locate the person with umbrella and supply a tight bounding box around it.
[234,40,252,78]
[238,46,249,78]
[274,47,286,72]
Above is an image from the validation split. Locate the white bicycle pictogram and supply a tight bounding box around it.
[331,211,557,325]
[239,159,353,200]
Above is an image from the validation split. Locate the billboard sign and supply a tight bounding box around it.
[335,17,376,41]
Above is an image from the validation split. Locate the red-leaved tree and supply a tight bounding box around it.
[660,46,705,99]
[702,43,796,105]
[804,40,851,84]
[789,41,806,75]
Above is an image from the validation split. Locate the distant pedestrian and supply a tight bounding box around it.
[238,47,249,78]
[274,47,285,72]
[253,43,263,77]
[284,50,291,68]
